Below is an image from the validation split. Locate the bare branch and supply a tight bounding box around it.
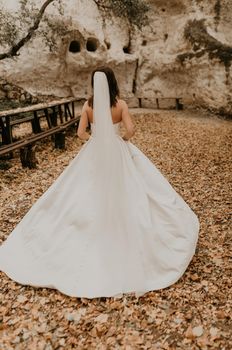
[0,0,56,60]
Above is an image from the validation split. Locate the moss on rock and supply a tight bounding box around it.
[177,19,232,70]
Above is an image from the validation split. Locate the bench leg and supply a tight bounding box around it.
[58,105,64,124]
[55,131,65,149]
[44,108,52,128]
[32,111,42,133]
[1,116,13,157]
[71,101,75,118]
[51,107,58,127]
[176,99,183,110]
[0,118,9,145]
[20,148,27,167]
[5,116,13,144]
[156,98,160,109]
[20,145,38,169]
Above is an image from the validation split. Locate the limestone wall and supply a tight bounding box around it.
[0,0,231,114]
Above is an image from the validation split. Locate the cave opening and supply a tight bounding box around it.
[123,45,132,54]
[164,33,168,41]
[69,40,81,53]
[86,38,98,52]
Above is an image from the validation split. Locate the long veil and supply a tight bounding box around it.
[93,71,115,142]
[91,72,124,225]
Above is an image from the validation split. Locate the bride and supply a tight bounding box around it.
[0,66,199,298]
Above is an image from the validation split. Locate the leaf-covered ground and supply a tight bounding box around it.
[0,109,231,350]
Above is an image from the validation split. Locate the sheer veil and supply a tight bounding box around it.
[93,71,115,143]
[91,71,123,225]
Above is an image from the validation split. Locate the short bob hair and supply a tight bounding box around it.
[88,66,120,108]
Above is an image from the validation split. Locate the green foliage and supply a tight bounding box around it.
[109,0,149,28]
[0,9,20,47]
[42,15,67,51]
[94,0,150,28]
[177,19,232,68]
[0,0,66,54]
[214,0,221,24]
[0,0,39,49]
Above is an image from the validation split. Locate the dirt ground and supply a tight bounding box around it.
[0,109,231,349]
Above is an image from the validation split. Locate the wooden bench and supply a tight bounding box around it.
[0,97,79,145]
[138,97,183,110]
[0,115,80,168]
[0,98,81,168]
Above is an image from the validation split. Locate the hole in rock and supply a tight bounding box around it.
[69,40,81,53]
[164,33,168,41]
[123,45,131,54]
[86,38,98,52]
[104,40,111,49]
[142,40,147,46]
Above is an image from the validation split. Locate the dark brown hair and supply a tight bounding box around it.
[88,66,120,108]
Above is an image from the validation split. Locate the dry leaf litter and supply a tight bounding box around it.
[0,109,231,350]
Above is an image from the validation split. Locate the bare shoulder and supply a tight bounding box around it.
[82,100,92,113]
[84,100,91,109]
[81,100,88,111]
[117,99,129,115]
[117,99,128,108]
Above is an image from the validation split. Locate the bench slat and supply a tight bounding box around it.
[0,116,80,156]
[0,97,79,118]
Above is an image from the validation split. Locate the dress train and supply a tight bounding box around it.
[0,122,199,298]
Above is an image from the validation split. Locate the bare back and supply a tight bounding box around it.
[86,99,125,124]
[77,98,135,141]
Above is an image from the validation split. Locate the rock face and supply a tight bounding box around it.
[0,0,231,114]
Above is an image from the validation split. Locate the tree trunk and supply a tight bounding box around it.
[0,0,56,60]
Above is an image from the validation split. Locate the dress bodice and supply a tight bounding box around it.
[90,122,121,136]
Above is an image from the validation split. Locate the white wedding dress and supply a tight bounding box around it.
[0,72,199,298]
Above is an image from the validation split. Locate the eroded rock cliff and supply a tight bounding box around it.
[0,0,231,114]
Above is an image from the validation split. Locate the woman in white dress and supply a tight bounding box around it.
[0,66,199,298]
